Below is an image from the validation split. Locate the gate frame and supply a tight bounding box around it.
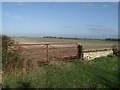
[16,42,80,63]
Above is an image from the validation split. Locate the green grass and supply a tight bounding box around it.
[3,55,119,88]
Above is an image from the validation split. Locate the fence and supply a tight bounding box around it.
[16,42,82,63]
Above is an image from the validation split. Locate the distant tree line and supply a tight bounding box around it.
[105,38,120,41]
[43,36,78,39]
[43,36,104,40]
[43,36,57,38]
[43,36,120,41]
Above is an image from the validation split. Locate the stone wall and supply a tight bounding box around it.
[83,50,113,60]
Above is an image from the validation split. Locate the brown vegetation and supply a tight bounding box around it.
[2,35,34,74]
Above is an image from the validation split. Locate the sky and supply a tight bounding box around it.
[2,2,118,39]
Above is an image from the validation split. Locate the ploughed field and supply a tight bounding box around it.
[14,37,117,50]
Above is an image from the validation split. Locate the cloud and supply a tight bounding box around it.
[18,2,23,5]
[87,3,96,7]
[4,12,37,23]
[1,0,119,2]
[61,26,82,31]
[4,12,11,17]
[87,24,103,27]
[31,18,35,21]
[101,3,118,8]
[101,4,110,8]
[13,15,24,20]
[4,12,24,20]
[17,0,24,5]
[62,26,75,29]
[86,3,116,9]
[87,24,110,32]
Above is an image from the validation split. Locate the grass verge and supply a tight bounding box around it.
[3,55,119,88]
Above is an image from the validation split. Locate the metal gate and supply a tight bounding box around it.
[16,42,78,63]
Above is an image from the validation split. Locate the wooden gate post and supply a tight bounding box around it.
[78,45,83,59]
[46,44,49,61]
